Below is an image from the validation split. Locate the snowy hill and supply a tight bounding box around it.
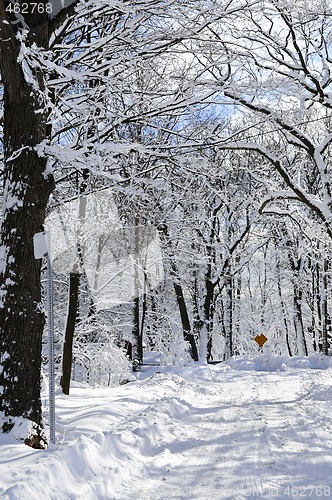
[1,355,332,499]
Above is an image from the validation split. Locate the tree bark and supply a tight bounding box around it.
[224,274,233,360]
[173,278,199,361]
[60,271,80,395]
[131,222,143,371]
[204,278,215,362]
[158,225,199,361]
[321,255,330,355]
[276,259,292,356]
[0,4,54,446]
[293,286,308,356]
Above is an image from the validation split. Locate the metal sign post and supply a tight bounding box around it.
[34,231,55,445]
[46,231,55,445]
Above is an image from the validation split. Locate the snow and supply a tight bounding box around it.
[49,0,78,18]
[1,355,332,499]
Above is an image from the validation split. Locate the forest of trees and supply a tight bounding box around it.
[0,0,331,446]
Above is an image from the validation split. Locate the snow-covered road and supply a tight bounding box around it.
[1,355,332,500]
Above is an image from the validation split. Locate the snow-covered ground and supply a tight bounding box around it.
[1,354,332,500]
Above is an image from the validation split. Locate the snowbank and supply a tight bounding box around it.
[0,355,331,499]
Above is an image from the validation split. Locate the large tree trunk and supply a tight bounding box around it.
[0,7,54,446]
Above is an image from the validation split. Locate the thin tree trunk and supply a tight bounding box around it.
[287,247,308,357]
[232,259,241,356]
[173,278,199,361]
[132,223,143,371]
[158,225,198,361]
[60,271,80,395]
[315,261,322,352]
[224,274,233,359]
[132,295,142,371]
[140,271,148,340]
[204,278,215,362]
[321,255,330,355]
[276,257,292,356]
[293,285,308,356]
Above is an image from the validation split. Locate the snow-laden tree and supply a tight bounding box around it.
[0,0,178,444]
[1,0,255,446]
[201,0,332,236]
[178,0,332,356]
[0,0,65,448]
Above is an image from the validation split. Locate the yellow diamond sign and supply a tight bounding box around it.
[254,334,268,348]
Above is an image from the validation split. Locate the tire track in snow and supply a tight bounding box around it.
[246,370,332,499]
[116,367,332,500]
[131,371,274,500]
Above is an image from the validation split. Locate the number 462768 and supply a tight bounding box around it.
[6,2,53,14]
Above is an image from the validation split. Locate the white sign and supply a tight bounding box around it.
[45,189,164,308]
[33,231,48,259]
